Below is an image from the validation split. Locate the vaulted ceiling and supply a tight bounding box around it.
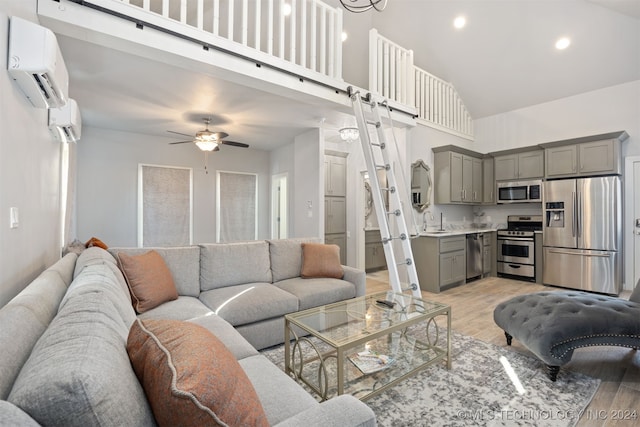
[54,0,640,150]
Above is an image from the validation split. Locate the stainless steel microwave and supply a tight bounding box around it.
[497,180,542,204]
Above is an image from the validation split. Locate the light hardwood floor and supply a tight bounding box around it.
[366,272,640,427]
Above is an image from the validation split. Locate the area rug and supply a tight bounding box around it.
[260,330,600,427]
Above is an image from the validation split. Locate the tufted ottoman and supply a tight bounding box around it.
[493,290,640,381]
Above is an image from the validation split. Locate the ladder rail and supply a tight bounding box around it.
[349,87,422,298]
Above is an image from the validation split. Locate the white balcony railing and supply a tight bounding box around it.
[369,29,474,140]
[109,0,343,80]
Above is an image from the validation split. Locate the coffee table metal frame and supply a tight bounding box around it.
[284,291,451,401]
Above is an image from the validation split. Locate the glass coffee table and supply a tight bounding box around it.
[284,291,451,401]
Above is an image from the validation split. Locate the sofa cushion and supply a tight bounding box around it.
[301,243,344,279]
[274,277,356,310]
[117,250,179,313]
[138,295,214,321]
[200,241,272,290]
[127,319,269,427]
[8,289,154,427]
[268,238,320,282]
[199,283,298,326]
[110,246,201,297]
[239,355,318,426]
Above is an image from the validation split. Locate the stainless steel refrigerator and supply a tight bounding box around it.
[542,176,622,295]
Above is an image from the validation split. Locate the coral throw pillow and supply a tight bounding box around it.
[117,250,178,313]
[85,236,108,250]
[127,319,269,427]
[300,243,344,279]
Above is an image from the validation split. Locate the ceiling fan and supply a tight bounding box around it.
[168,118,249,151]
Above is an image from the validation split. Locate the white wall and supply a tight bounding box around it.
[0,2,67,306]
[76,126,271,246]
[292,128,323,238]
[270,142,295,238]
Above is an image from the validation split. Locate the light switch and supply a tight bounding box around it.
[10,207,19,229]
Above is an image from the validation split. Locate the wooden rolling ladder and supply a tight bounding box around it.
[348,87,422,299]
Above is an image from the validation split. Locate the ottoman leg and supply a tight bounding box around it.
[546,365,560,382]
[504,332,512,346]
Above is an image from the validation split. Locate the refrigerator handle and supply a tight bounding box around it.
[576,190,581,238]
[572,191,576,237]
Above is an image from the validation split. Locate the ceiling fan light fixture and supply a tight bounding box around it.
[339,127,359,142]
[195,139,219,151]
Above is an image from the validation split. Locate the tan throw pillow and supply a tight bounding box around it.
[127,319,269,427]
[117,250,178,313]
[300,243,344,279]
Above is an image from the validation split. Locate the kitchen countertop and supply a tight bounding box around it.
[414,228,499,237]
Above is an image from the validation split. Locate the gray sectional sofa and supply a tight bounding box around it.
[0,238,375,426]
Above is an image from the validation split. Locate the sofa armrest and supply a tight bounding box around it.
[342,265,366,297]
[273,395,376,427]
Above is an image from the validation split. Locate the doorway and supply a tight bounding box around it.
[624,156,640,291]
[271,173,288,239]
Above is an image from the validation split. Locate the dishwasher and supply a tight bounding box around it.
[466,233,483,281]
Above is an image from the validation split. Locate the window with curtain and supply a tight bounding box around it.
[139,164,192,247]
[217,171,257,242]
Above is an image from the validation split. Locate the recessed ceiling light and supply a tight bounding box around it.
[555,37,571,50]
[283,3,292,16]
[453,16,466,29]
[341,31,348,42]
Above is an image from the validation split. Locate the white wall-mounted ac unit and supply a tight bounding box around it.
[49,98,81,143]
[7,16,69,109]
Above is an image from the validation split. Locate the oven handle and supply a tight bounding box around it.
[508,264,522,269]
[497,236,535,242]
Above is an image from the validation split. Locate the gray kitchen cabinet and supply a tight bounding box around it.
[324,154,346,196]
[545,139,620,178]
[434,150,481,204]
[494,150,544,181]
[325,234,346,265]
[482,232,495,276]
[365,229,386,272]
[324,153,347,264]
[324,197,346,234]
[482,157,495,204]
[472,157,482,203]
[412,235,466,293]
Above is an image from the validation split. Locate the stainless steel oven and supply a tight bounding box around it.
[497,237,534,264]
[497,215,542,282]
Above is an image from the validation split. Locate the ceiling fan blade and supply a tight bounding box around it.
[169,140,194,145]
[167,130,194,137]
[221,140,250,148]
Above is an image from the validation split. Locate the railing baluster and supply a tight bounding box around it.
[213,0,220,36]
[300,0,307,68]
[242,0,248,46]
[310,2,316,71]
[180,0,186,24]
[229,0,235,41]
[328,7,335,77]
[162,0,168,18]
[279,0,285,59]
[197,0,204,30]
[320,6,326,74]
[268,0,274,55]
[334,7,342,79]
[290,0,297,62]
[143,0,150,11]
[255,0,261,49]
